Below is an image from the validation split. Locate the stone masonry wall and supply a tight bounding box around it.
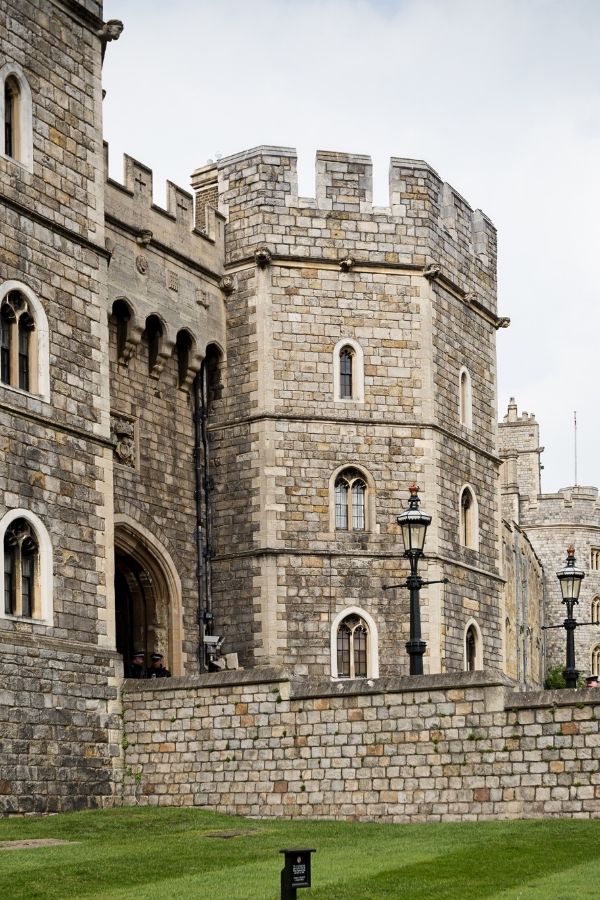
[519,487,600,676]
[0,632,120,814]
[199,146,505,676]
[0,0,119,815]
[104,151,226,675]
[121,670,600,821]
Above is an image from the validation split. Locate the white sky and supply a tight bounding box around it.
[102,0,600,493]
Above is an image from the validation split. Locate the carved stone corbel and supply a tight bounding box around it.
[496,316,511,330]
[97,19,124,63]
[339,256,354,273]
[150,337,175,380]
[254,246,272,268]
[105,237,115,265]
[219,274,236,296]
[136,229,153,247]
[424,263,441,280]
[179,350,204,392]
[120,322,144,366]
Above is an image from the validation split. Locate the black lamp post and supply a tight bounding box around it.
[555,544,585,689]
[394,485,433,675]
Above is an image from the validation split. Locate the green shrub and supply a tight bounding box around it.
[544,665,584,689]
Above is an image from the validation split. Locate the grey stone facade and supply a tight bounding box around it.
[499,400,600,680]
[0,0,581,817]
[120,670,600,821]
[0,0,121,813]
[194,147,506,679]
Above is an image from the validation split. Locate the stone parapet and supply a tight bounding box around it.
[104,144,225,272]
[192,146,498,318]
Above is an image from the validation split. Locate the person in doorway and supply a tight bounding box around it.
[147,652,171,678]
[585,675,598,688]
[125,651,146,679]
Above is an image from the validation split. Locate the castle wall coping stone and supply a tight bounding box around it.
[122,666,286,694]
[508,688,600,709]
[289,670,512,699]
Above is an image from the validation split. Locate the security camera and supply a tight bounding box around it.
[203,634,224,649]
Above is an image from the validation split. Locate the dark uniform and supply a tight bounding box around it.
[125,652,145,679]
[146,652,171,678]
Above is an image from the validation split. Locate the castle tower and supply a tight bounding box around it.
[193,147,507,678]
[0,0,118,812]
[499,400,600,679]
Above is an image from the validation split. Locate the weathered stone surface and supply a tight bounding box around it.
[121,671,600,821]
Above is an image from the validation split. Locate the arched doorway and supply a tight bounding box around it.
[114,519,183,675]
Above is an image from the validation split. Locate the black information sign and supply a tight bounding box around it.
[280,848,316,898]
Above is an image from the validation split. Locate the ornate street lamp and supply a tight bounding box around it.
[555,545,585,689]
[386,485,447,675]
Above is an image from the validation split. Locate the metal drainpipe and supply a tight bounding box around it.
[200,362,214,624]
[193,368,209,671]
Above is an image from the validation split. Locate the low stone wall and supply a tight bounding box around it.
[0,633,121,814]
[120,669,600,821]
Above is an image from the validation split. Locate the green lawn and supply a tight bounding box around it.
[0,807,599,899]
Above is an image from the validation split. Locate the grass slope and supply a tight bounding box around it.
[0,808,599,899]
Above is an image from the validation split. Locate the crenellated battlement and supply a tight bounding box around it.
[104,143,225,267]
[192,146,498,311]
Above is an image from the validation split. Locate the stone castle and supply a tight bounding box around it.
[1,0,599,816]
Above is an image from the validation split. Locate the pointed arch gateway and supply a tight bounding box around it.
[114,518,183,675]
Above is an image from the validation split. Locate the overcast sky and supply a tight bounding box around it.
[102,0,600,494]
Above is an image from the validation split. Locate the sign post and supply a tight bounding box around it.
[279,848,316,899]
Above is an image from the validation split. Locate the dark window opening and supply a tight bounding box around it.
[176,330,193,388]
[145,316,163,374]
[340,347,353,399]
[466,625,477,671]
[4,82,14,157]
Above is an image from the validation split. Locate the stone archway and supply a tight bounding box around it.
[113,518,183,675]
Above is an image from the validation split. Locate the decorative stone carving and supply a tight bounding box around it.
[195,289,210,309]
[424,263,441,280]
[97,19,124,62]
[219,275,236,295]
[339,256,354,273]
[254,246,272,268]
[135,255,148,275]
[136,229,153,247]
[167,270,179,292]
[496,316,511,329]
[111,416,136,467]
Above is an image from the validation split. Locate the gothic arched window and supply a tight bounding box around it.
[335,469,367,531]
[3,518,39,618]
[459,367,473,428]
[592,645,600,678]
[336,614,369,679]
[466,624,476,671]
[0,290,37,393]
[459,486,478,550]
[591,596,600,625]
[1,64,33,169]
[333,338,364,403]
[339,346,354,399]
[464,619,482,671]
[4,75,19,159]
